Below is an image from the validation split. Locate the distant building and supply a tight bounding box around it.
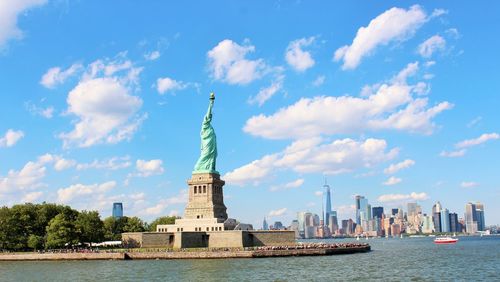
[440,208,450,233]
[262,217,269,230]
[421,215,435,233]
[273,221,284,230]
[465,202,478,234]
[475,203,485,231]
[391,208,398,216]
[328,213,338,234]
[290,220,299,238]
[449,213,459,233]
[324,183,333,227]
[372,207,384,220]
[391,224,401,236]
[112,202,123,218]
[355,195,366,224]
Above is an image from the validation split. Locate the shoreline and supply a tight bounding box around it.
[0,245,370,261]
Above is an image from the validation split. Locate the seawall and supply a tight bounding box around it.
[0,252,124,261]
[0,245,370,261]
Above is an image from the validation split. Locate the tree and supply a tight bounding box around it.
[27,234,44,251]
[148,216,177,231]
[45,213,78,249]
[0,206,16,250]
[75,211,105,245]
[103,216,124,241]
[123,216,146,233]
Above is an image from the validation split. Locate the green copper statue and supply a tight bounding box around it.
[193,92,218,174]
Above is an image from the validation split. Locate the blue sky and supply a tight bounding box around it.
[1,1,499,227]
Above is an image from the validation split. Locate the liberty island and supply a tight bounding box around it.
[119,93,370,253]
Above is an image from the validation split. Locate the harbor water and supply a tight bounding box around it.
[0,236,498,281]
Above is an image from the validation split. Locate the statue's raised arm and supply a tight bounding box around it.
[193,92,218,174]
[203,93,215,125]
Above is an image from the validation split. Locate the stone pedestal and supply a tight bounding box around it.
[183,173,227,222]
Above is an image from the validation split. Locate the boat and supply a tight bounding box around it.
[434,237,458,244]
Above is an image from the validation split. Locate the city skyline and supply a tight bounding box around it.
[1,1,499,228]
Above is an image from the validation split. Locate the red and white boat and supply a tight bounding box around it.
[434,237,458,244]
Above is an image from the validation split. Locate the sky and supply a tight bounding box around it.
[0,1,499,227]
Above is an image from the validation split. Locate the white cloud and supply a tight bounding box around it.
[425,61,436,67]
[312,75,325,87]
[334,5,427,69]
[314,191,323,197]
[225,137,397,186]
[144,204,165,215]
[135,159,165,177]
[40,63,83,88]
[59,77,144,148]
[384,159,415,174]
[466,116,482,128]
[207,39,267,85]
[57,181,116,203]
[461,181,479,188]
[382,176,402,186]
[244,62,452,139]
[156,77,187,94]
[440,149,466,158]
[140,189,188,216]
[418,35,446,58]
[0,129,24,147]
[248,75,284,106]
[377,192,428,203]
[285,37,315,72]
[224,155,278,186]
[21,191,42,203]
[0,154,56,193]
[54,158,76,171]
[431,9,448,18]
[270,178,304,192]
[445,28,460,39]
[76,156,132,170]
[441,133,499,158]
[25,102,54,118]
[268,208,287,217]
[144,50,160,61]
[455,133,499,149]
[0,0,47,48]
[336,204,356,220]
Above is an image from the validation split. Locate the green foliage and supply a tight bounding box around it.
[103,216,147,240]
[27,235,44,250]
[0,203,153,251]
[75,211,105,245]
[124,216,147,233]
[148,216,177,231]
[45,213,79,249]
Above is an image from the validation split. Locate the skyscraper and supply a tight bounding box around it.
[324,182,332,227]
[355,195,364,224]
[262,217,269,230]
[475,202,485,231]
[432,201,442,232]
[391,208,398,216]
[465,202,478,234]
[421,215,435,233]
[440,208,450,233]
[372,207,384,219]
[407,202,418,217]
[112,202,123,218]
[449,213,459,233]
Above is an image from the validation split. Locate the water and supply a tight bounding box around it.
[0,236,498,281]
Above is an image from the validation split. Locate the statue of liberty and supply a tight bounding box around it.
[193,92,218,174]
